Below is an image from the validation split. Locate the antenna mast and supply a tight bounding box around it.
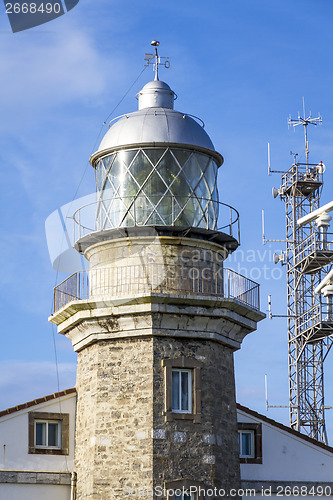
[270,105,333,444]
[288,99,322,167]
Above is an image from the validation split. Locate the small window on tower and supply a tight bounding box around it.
[174,493,195,500]
[29,412,69,455]
[162,357,203,423]
[165,479,205,500]
[172,369,192,413]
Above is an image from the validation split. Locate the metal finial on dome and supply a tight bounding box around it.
[144,40,170,81]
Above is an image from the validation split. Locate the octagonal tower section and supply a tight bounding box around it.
[50,75,265,500]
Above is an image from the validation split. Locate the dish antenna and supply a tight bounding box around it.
[273,252,286,264]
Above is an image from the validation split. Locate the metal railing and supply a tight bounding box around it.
[294,232,333,267]
[298,301,333,335]
[281,163,323,193]
[53,266,260,313]
[72,196,240,245]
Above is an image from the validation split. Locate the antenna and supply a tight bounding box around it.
[268,295,272,320]
[265,374,268,410]
[266,142,286,175]
[144,40,170,80]
[264,374,291,410]
[288,99,322,166]
[261,210,289,244]
[290,151,298,164]
[267,294,294,319]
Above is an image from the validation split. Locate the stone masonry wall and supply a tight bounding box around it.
[75,338,154,500]
[75,334,240,500]
[152,336,240,496]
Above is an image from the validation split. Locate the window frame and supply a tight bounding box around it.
[237,422,262,464]
[28,412,69,455]
[171,368,192,414]
[165,479,205,500]
[162,357,203,423]
[238,429,255,459]
[174,493,195,500]
[34,419,62,449]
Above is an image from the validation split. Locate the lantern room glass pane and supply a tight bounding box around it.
[95,147,219,230]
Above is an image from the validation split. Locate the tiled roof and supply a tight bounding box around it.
[1,388,332,454]
[237,402,333,454]
[0,388,76,417]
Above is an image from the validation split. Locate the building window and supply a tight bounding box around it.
[174,493,195,500]
[238,429,254,458]
[172,369,192,413]
[237,423,262,464]
[165,479,205,500]
[35,420,61,449]
[29,412,69,455]
[162,357,203,423]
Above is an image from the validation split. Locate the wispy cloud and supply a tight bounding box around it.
[0,28,106,113]
[0,360,76,411]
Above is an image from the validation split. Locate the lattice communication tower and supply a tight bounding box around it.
[271,109,333,444]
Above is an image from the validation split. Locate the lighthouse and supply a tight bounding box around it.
[50,42,265,500]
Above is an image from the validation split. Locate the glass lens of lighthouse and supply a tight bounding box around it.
[95,146,219,230]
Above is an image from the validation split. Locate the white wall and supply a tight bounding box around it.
[0,483,70,500]
[238,409,333,482]
[0,393,76,471]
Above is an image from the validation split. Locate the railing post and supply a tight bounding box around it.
[172,196,174,226]
[230,208,232,236]
[134,197,136,226]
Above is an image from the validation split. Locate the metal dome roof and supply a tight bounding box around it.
[137,80,175,110]
[90,80,223,167]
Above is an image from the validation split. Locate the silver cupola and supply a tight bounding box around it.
[89,42,228,238]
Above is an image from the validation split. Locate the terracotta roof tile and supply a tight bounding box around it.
[0,388,76,418]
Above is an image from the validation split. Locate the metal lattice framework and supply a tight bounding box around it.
[275,113,333,443]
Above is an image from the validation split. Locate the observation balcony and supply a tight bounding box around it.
[72,196,240,253]
[297,302,333,343]
[281,163,323,197]
[53,266,260,314]
[294,232,333,274]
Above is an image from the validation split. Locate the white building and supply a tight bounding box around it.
[1,388,332,499]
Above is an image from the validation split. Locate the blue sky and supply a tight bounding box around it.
[1,0,333,439]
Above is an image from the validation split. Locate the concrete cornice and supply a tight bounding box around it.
[49,294,265,352]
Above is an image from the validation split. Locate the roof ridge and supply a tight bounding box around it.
[0,387,76,418]
[1,389,332,454]
[236,402,333,454]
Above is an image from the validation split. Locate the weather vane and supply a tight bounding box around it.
[144,40,170,80]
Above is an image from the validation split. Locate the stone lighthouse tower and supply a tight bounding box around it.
[50,42,265,500]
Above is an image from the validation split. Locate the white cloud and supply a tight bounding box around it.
[0,25,111,122]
